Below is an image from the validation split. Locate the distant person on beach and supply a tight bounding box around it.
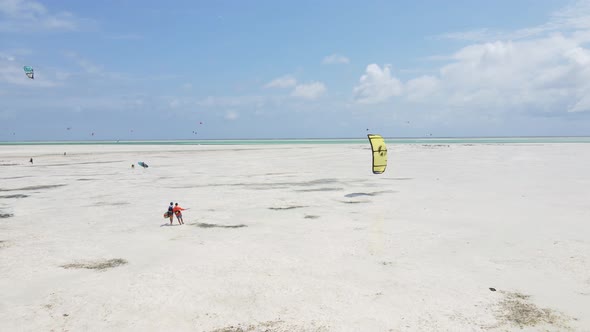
[131,164,135,169]
[167,202,174,225]
[173,203,186,225]
[29,158,33,164]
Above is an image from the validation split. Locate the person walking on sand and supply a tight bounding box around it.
[173,202,186,225]
[167,202,174,225]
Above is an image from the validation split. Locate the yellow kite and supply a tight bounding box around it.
[367,134,387,174]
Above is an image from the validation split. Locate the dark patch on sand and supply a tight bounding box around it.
[0,240,8,248]
[382,177,413,181]
[42,160,123,167]
[296,187,343,192]
[0,194,28,199]
[194,223,247,229]
[0,213,14,218]
[93,201,130,206]
[344,192,373,197]
[61,258,128,271]
[269,205,307,210]
[421,144,450,148]
[304,215,320,219]
[0,184,66,192]
[76,178,95,181]
[303,179,340,186]
[344,190,396,198]
[182,178,341,190]
[209,320,326,332]
[0,163,18,166]
[0,176,31,180]
[339,200,369,204]
[492,291,572,330]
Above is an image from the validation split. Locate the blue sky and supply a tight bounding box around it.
[1,0,590,140]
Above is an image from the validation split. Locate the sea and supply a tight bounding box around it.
[1,137,590,145]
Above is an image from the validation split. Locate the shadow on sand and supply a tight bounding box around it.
[61,258,128,271]
[192,223,247,229]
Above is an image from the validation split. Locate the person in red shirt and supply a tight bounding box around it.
[173,203,186,225]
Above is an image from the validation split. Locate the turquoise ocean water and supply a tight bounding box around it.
[1,137,589,145]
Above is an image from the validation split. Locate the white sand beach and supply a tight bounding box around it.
[1,143,589,331]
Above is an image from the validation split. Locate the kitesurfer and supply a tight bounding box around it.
[29,158,33,164]
[173,203,186,225]
[167,202,174,225]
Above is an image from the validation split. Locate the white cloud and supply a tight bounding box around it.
[0,56,60,87]
[0,49,31,66]
[0,0,80,32]
[62,52,127,81]
[291,82,326,100]
[196,95,269,108]
[353,1,590,116]
[565,46,590,65]
[64,52,102,74]
[169,99,181,108]
[405,76,439,101]
[0,52,15,61]
[439,0,590,42]
[322,54,350,64]
[224,110,239,120]
[391,33,590,114]
[264,75,297,88]
[353,64,402,104]
[568,94,590,112]
[439,29,492,42]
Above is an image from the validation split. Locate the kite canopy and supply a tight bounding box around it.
[367,134,387,174]
[23,66,34,79]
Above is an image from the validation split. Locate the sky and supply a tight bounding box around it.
[1,0,590,140]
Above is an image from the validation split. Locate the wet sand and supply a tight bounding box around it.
[1,143,589,331]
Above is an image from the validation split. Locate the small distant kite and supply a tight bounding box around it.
[367,134,387,174]
[23,66,34,79]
